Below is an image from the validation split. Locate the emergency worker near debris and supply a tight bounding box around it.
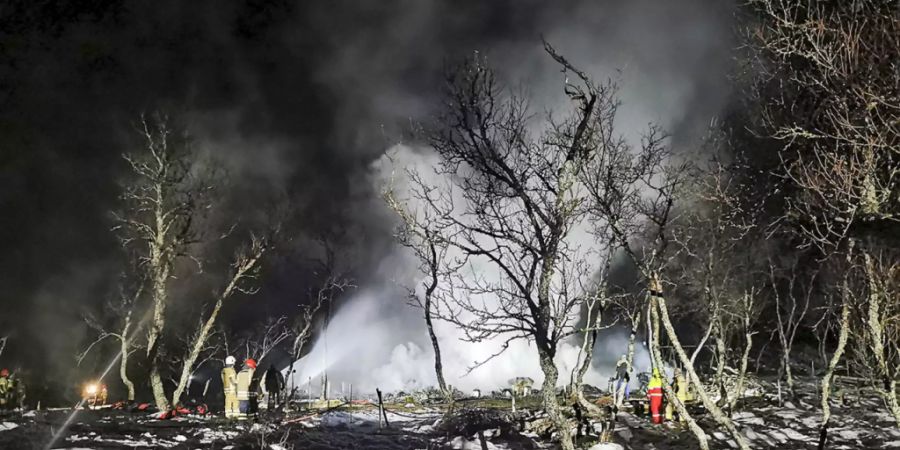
[0,369,9,410]
[236,358,257,419]
[264,365,284,410]
[8,371,25,410]
[647,368,664,424]
[614,355,630,405]
[666,368,690,422]
[222,356,239,418]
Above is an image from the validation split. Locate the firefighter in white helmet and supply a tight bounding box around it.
[222,356,238,418]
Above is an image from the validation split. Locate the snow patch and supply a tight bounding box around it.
[0,422,19,431]
[588,444,624,450]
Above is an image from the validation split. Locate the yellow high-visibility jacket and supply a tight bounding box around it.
[0,377,8,395]
[236,368,255,401]
[675,374,691,402]
[222,366,237,395]
[648,374,664,390]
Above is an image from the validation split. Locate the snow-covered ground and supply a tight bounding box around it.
[0,377,896,449]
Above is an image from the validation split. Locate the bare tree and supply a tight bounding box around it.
[116,112,213,410]
[118,113,274,410]
[568,249,618,411]
[77,276,145,401]
[284,240,353,399]
[849,248,900,426]
[169,234,269,407]
[769,257,815,397]
[390,42,618,450]
[581,120,750,448]
[744,1,899,445]
[384,188,455,402]
[235,316,293,364]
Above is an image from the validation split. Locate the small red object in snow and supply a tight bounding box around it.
[137,403,150,411]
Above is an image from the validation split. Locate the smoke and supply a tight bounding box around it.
[285,0,734,395]
[1,0,733,402]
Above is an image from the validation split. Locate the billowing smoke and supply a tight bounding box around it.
[286,0,733,395]
[1,0,733,402]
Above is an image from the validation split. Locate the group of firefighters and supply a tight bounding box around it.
[221,356,284,419]
[0,368,26,410]
[613,355,693,425]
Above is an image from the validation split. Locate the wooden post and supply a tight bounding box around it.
[376,388,389,428]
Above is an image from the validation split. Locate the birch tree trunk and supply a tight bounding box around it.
[147,260,172,411]
[571,300,604,414]
[862,252,900,426]
[817,290,850,450]
[119,311,136,402]
[171,298,224,407]
[538,348,574,450]
[171,242,264,407]
[728,326,753,411]
[653,280,750,450]
[648,291,709,450]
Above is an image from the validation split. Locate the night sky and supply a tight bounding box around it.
[0,0,734,402]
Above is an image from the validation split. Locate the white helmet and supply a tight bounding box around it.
[225,356,236,365]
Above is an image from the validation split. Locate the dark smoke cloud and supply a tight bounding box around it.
[0,0,735,402]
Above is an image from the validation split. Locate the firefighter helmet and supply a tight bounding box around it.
[0,368,8,377]
[245,358,257,369]
[225,356,236,365]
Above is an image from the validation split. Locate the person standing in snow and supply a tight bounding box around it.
[648,368,664,424]
[236,358,257,419]
[222,356,239,418]
[0,369,9,410]
[264,365,283,410]
[666,368,690,422]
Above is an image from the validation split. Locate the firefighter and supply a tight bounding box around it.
[236,358,257,419]
[264,365,284,410]
[222,356,239,418]
[647,367,664,424]
[0,369,9,410]
[13,373,25,410]
[7,372,24,410]
[98,384,108,406]
[666,368,690,422]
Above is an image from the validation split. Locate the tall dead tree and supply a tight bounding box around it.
[118,113,273,410]
[117,113,212,410]
[391,42,617,450]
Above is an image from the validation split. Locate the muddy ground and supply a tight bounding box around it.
[1,376,898,449]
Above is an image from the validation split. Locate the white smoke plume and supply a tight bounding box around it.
[288,143,653,395]
[286,0,732,396]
